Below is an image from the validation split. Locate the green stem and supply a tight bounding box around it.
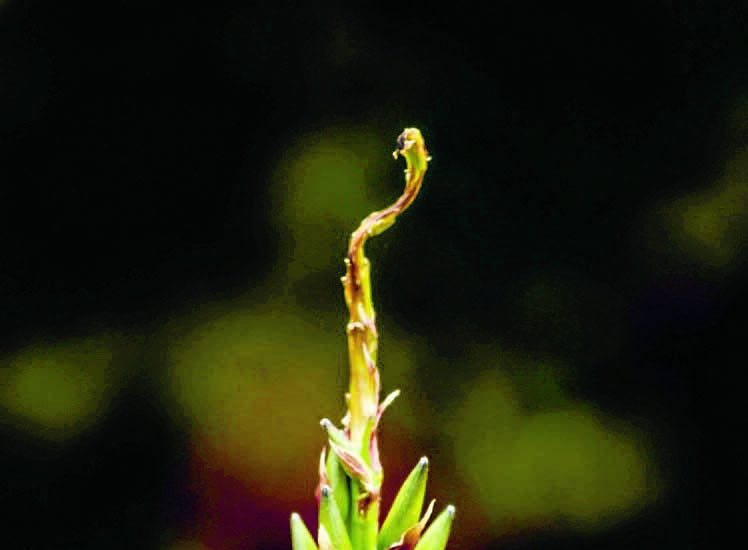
[349,484,379,550]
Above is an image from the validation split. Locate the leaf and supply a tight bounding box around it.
[318,526,333,550]
[377,389,400,424]
[318,485,353,550]
[412,505,455,550]
[326,446,350,522]
[290,513,318,550]
[378,457,429,550]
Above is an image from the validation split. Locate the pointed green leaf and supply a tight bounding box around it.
[412,505,455,550]
[290,513,319,550]
[326,446,350,523]
[378,457,429,550]
[319,485,353,550]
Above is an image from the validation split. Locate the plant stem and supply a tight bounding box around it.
[340,129,430,548]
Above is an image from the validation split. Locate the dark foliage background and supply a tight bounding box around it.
[1,1,745,548]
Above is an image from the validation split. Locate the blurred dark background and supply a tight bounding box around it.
[1,1,745,548]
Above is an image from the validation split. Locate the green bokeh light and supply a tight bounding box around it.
[0,335,120,442]
[270,125,391,285]
[666,153,748,270]
[645,100,748,274]
[451,370,658,533]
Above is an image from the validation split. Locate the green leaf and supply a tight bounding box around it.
[378,457,429,550]
[413,505,455,550]
[326,447,350,523]
[319,485,353,550]
[290,513,318,550]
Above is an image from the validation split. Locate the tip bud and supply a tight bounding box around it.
[395,128,423,154]
[392,127,429,183]
[320,485,331,498]
[446,505,455,517]
[418,456,429,469]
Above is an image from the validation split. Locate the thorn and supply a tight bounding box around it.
[446,505,456,517]
[418,456,429,470]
